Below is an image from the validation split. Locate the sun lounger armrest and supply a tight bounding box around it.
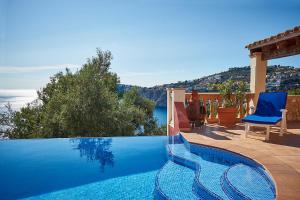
[280,109,287,118]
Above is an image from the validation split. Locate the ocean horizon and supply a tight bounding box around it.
[0,89,37,111]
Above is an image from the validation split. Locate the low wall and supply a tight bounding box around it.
[168,102,190,136]
[287,95,300,121]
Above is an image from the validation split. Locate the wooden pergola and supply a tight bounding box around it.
[245,26,300,103]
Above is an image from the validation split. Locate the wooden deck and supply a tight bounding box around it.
[181,122,300,200]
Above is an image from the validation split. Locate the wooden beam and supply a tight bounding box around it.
[296,36,300,45]
[262,43,300,60]
[276,40,288,50]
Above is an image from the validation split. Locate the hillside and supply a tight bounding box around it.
[118,65,300,107]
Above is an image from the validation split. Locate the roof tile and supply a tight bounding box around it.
[246,26,300,49]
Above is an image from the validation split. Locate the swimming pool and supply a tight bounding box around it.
[0,135,275,200]
[0,136,168,200]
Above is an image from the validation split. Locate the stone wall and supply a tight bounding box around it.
[287,95,300,121]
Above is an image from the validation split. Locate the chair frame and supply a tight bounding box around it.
[244,108,287,141]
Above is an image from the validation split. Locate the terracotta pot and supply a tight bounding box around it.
[218,107,238,127]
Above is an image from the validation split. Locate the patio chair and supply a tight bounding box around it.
[242,92,288,141]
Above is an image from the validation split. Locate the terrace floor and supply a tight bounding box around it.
[181,121,300,200]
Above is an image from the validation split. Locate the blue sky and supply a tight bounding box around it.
[0,0,300,89]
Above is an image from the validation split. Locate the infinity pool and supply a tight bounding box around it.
[0,135,276,200]
[0,137,168,200]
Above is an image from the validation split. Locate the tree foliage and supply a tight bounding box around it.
[122,87,166,135]
[1,49,166,138]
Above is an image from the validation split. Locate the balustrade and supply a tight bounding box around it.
[185,92,255,123]
[167,88,300,135]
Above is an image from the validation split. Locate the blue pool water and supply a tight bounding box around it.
[0,134,276,200]
[153,106,167,126]
[0,137,167,200]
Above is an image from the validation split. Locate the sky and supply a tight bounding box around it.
[0,0,300,89]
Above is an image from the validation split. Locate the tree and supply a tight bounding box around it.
[1,49,166,138]
[0,103,15,138]
[123,87,157,135]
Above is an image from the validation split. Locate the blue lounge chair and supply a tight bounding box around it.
[242,92,288,141]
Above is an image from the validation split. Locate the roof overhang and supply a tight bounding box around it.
[245,26,300,60]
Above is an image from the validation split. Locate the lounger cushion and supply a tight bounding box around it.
[242,114,282,125]
[254,92,287,117]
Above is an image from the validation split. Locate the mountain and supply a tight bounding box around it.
[118,65,300,107]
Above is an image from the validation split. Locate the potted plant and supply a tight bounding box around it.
[214,80,246,127]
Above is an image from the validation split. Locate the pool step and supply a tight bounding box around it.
[159,135,276,200]
[221,164,276,200]
[154,160,199,200]
[168,143,228,200]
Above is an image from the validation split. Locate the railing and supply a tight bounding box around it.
[167,88,300,135]
[184,93,255,123]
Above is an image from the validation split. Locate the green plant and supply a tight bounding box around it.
[1,49,164,138]
[213,80,247,108]
[235,81,247,105]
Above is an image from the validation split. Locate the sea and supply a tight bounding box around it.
[0,89,167,126]
[0,89,37,111]
[153,106,167,126]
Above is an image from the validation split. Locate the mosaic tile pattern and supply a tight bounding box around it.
[224,164,275,200]
[156,160,198,200]
[166,144,221,200]
[168,143,229,200]
[165,134,276,200]
[23,170,158,200]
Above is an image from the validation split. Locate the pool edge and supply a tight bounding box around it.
[180,132,280,199]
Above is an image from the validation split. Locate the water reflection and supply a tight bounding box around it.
[70,138,114,171]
